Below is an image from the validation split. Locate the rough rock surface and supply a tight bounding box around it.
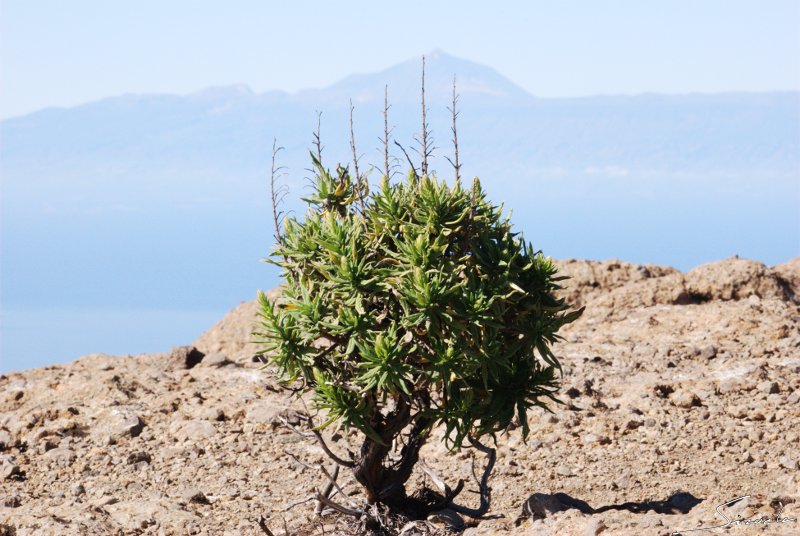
[1,257,798,535]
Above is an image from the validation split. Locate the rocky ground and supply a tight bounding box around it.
[1,256,799,535]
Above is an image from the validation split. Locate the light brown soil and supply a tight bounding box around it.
[1,256,798,535]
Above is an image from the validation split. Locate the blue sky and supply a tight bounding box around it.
[1,0,799,119]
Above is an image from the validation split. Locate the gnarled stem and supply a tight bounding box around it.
[446,437,496,518]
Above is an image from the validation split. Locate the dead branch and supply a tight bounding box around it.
[315,464,340,514]
[312,429,356,467]
[319,463,359,508]
[278,411,355,468]
[285,450,316,470]
[382,85,391,178]
[257,516,275,535]
[349,100,366,211]
[315,489,364,517]
[419,460,465,508]
[445,75,462,184]
[270,139,288,247]
[419,56,430,176]
[313,110,324,165]
[445,437,496,518]
[296,396,356,467]
[282,495,318,512]
[394,141,419,181]
[277,415,310,438]
[286,452,360,517]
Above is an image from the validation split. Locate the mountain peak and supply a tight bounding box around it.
[302,51,532,105]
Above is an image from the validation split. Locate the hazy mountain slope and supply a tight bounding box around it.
[1,51,797,330]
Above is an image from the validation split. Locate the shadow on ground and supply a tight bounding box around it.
[516,491,702,524]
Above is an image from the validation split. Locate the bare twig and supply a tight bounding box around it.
[277,412,354,468]
[349,100,366,211]
[295,396,357,467]
[382,85,391,179]
[319,464,359,508]
[287,452,359,516]
[419,460,465,508]
[277,415,310,438]
[445,75,462,184]
[270,139,288,247]
[285,450,316,470]
[315,489,364,517]
[313,110,324,165]
[420,56,430,176]
[282,495,318,512]
[394,141,418,181]
[311,429,356,468]
[315,464,340,514]
[257,516,275,535]
[445,437,496,518]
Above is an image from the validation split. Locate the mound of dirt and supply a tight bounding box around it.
[2,257,798,535]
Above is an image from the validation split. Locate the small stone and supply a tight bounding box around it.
[241,490,257,500]
[718,377,747,394]
[3,494,20,508]
[199,353,233,368]
[245,401,281,425]
[195,406,225,422]
[756,381,780,394]
[699,345,717,360]
[0,430,13,450]
[779,456,798,470]
[170,419,217,441]
[669,389,701,408]
[624,419,642,431]
[584,518,607,536]
[126,451,151,465]
[556,464,575,477]
[104,500,163,531]
[71,483,86,497]
[94,407,145,441]
[181,488,210,504]
[92,496,119,507]
[728,405,748,419]
[2,462,20,479]
[427,508,465,530]
[45,448,76,464]
[167,345,205,369]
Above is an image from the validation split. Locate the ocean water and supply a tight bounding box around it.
[1,183,796,375]
[0,308,226,374]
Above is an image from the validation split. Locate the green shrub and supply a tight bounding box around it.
[257,73,582,516]
[256,152,582,509]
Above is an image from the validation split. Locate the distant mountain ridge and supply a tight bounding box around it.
[1,51,798,317]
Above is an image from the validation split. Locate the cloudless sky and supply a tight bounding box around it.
[1,0,799,119]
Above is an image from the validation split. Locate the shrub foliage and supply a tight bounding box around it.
[256,146,583,507]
